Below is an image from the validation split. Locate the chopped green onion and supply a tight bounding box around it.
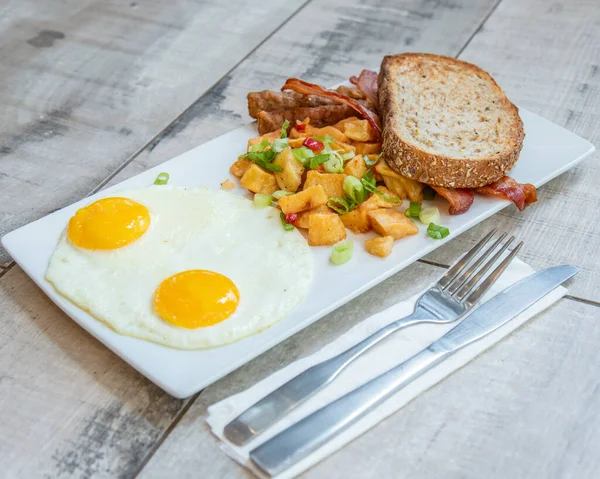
[340,151,355,162]
[273,190,293,200]
[327,197,354,214]
[423,186,436,201]
[240,150,282,172]
[373,187,401,203]
[257,160,282,172]
[280,119,290,138]
[308,154,330,170]
[360,169,377,192]
[154,172,169,185]
[330,240,354,265]
[343,176,367,204]
[253,193,272,208]
[292,146,315,163]
[364,155,378,166]
[419,206,440,225]
[405,201,422,218]
[427,222,450,239]
[250,139,270,152]
[323,155,344,173]
[271,137,289,153]
[280,212,294,231]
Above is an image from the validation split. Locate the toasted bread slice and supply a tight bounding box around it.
[378,53,524,188]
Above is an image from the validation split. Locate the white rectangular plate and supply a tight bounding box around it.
[2,109,594,398]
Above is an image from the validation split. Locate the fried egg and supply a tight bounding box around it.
[45,186,313,349]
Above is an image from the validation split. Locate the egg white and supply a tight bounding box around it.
[45,186,314,349]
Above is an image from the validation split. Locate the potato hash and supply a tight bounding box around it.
[227,116,446,263]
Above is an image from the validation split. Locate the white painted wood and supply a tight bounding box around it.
[0,0,303,264]
[0,266,189,477]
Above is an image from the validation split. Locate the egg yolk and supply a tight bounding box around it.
[68,197,150,250]
[153,270,240,329]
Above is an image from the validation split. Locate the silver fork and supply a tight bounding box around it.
[224,229,522,446]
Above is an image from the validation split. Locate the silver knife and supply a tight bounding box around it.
[249,265,578,477]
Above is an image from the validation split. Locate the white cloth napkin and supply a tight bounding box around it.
[206,258,567,478]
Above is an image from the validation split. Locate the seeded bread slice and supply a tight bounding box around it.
[378,53,524,188]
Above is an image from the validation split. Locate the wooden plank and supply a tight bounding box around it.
[421,0,600,302]
[0,266,190,477]
[135,286,600,479]
[0,0,304,263]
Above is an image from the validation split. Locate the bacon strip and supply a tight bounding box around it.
[281,78,382,140]
[350,69,379,106]
[431,186,475,215]
[476,176,537,211]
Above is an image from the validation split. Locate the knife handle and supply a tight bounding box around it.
[223,312,428,446]
[249,345,449,477]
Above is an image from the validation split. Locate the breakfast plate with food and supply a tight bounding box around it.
[2,53,594,398]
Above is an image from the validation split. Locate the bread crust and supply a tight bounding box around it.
[378,53,525,188]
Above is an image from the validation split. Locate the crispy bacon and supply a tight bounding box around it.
[476,176,537,211]
[350,69,379,106]
[281,78,382,140]
[431,186,475,215]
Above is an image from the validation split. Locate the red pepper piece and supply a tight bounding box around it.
[285,213,298,225]
[296,123,306,132]
[302,137,324,151]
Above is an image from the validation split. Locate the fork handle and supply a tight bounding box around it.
[250,345,449,476]
[223,310,430,446]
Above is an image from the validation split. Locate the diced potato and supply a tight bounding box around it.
[221,179,235,190]
[362,187,401,208]
[303,171,345,198]
[330,140,356,154]
[240,164,278,195]
[343,119,378,142]
[344,155,368,179]
[375,161,424,202]
[288,138,306,148]
[339,188,399,234]
[367,209,419,240]
[230,158,252,178]
[273,147,305,192]
[332,116,361,131]
[292,125,348,143]
[340,207,371,234]
[308,213,346,246]
[296,205,333,229]
[279,185,328,214]
[365,236,394,258]
[352,142,382,155]
[247,131,280,149]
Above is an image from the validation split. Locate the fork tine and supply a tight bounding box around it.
[454,236,515,301]
[446,232,507,295]
[461,241,523,307]
[438,228,498,290]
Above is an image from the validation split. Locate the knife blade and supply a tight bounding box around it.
[249,265,578,477]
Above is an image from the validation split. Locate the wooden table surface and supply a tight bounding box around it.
[1,0,599,477]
